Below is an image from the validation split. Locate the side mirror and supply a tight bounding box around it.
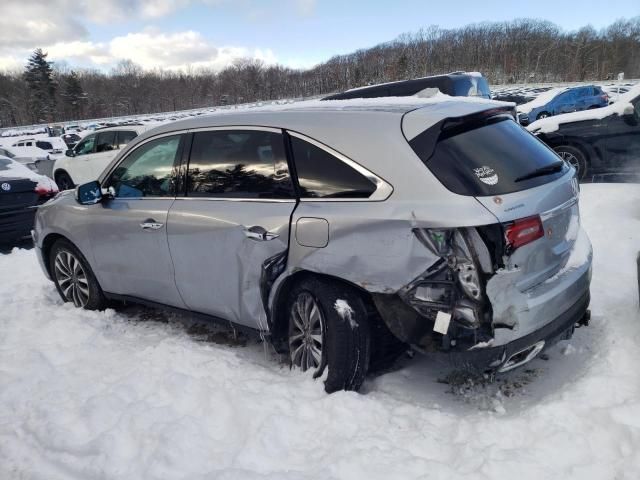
[75,181,103,205]
[65,149,75,157]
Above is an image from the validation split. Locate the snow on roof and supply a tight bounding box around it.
[0,155,57,191]
[517,87,568,114]
[527,83,640,134]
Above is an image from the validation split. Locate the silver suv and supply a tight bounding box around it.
[33,99,592,393]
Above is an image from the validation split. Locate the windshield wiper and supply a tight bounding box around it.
[515,161,564,182]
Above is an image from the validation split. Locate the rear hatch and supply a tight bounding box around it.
[404,108,579,287]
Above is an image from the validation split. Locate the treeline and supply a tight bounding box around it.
[1,17,639,128]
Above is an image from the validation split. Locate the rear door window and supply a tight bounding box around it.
[186,129,294,199]
[36,141,53,150]
[409,118,569,196]
[290,136,376,198]
[116,130,137,149]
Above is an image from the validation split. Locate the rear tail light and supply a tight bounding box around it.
[35,183,59,198]
[601,94,609,101]
[504,215,544,252]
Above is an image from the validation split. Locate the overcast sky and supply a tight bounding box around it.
[1,0,638,73]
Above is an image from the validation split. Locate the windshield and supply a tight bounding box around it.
[410,118,569,196]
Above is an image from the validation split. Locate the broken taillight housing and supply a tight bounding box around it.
[504,215,544,252]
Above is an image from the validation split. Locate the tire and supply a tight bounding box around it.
[49,239,106,310]
[286,277,371,393]
[55,171,75,191]
[554,145,589,180]
[536,111,550,120]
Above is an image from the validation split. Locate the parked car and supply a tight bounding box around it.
[61,133,82,149]
[53,126,147,190]
[33,99,591,393]
[518,85,609,126]
[0,145,53,178]
[528,84,640,180]
[322,72,491,100]
[13,137,67,155]
[0,156,58,244]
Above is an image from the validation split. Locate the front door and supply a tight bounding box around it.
[167,128,296,328]
[87,133,186,307]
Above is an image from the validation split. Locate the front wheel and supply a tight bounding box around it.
[554,145,589,180]
[287,278,371,393]
[50,239,106,310]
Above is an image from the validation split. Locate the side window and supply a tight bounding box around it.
[96,131,116,152]
[116,130,137,149]
[107,135,181,198]
[290,136,376,198]
[36,141,52,150]
[556,91,575,103]
[75,135,95,156]
[187,129,294,199]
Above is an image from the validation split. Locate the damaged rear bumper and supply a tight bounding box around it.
[442,289,590,372]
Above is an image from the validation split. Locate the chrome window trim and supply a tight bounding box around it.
[287,130,393,202]
[189,125,282,134]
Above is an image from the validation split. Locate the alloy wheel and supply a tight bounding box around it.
[558,150,581,173]
[54,250,90,307]
[289,291,324,372]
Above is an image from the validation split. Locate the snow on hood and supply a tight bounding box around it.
[0,156,58,191]
[516,87,568,114]
[527,83,640,134]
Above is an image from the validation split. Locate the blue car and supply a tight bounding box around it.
[518,85,609,126]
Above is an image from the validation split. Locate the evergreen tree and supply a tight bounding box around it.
[23,49,57,123]
[62,70,86,119]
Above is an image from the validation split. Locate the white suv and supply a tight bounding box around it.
[53,126,147,189]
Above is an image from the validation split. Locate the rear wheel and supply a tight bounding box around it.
[287,277,371,393]
[536,111,551,120]
[55,171,75,191]
[554,145,588,180]
[50,239,106,310]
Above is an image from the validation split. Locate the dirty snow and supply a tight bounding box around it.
[1,184,640,479]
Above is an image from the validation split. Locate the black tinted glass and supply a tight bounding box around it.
[36,141,52,149]
[96,131,116,152]
[117,130,137,148]
[291,137,376,198]
[108,135,181,197]
[187,130,294,198]
[411,118,568,196]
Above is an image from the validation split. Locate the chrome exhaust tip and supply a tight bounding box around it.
[498,340,545,373]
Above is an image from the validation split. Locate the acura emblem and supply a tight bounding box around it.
[1,182,10,191]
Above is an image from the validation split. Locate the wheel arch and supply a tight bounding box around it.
[554,138,603,170]
[268,269,373,349]
[41,233,78,279]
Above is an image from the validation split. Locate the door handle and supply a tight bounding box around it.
[243,226,279,241]
[140,219,164,230]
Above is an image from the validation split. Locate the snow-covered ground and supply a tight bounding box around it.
[1,184,640,479]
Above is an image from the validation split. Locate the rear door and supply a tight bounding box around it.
[167,127,296,328]
[86,133,186,307]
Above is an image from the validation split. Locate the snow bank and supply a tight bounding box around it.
[1,184,640,479]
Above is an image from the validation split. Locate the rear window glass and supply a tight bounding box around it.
[410,118,569,196]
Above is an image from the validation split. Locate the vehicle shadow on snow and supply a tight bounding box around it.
[114,301,600,415]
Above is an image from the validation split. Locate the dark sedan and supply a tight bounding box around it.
[0,156,58,245]
[528,85,640,180]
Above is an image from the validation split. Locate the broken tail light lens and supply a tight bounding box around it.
[504,215,544,252]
